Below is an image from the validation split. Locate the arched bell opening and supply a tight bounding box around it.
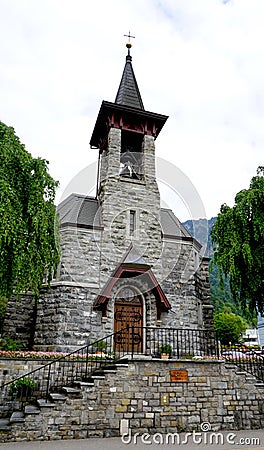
[119,130,143,179]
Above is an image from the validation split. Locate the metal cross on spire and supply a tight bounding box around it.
[124,31,135,55]
[124,31,135,42]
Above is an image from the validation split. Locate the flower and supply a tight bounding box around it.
[0,350,111,361]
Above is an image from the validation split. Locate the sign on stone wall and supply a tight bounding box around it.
[170,369,188,382]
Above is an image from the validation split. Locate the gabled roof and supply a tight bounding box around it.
[115,53,144,110]
[93,244,171,313]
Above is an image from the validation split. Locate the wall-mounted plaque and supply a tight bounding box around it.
[170,369,188,382]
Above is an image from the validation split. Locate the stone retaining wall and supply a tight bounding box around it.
[0,358,264,442]
[0,358,49,386]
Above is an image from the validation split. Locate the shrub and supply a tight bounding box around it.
[8,377,36,397]
[0,337,21,351]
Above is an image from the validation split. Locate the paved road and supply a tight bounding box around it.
[1,430,264,450]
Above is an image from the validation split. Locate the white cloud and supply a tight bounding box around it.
[0,0,263,221]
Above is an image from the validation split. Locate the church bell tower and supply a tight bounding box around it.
[90,41,168,274]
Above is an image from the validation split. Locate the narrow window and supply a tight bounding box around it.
[130,210,136,236]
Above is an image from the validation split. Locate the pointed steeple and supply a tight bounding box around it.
[115,43,144,110]
[90,40,168,151]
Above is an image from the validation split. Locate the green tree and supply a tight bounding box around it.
[0,121,60,301]
[211,167,264,315]
[0,296,7,332]
[214,310,247,345]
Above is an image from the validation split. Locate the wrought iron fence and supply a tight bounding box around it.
[144,327,219,359]
[221,345,264,382]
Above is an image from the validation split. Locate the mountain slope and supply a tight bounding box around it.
[183,218,255,324]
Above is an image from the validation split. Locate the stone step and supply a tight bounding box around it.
[115,359,129,365]
[102,364,118,371]
[74,381,94,388]
[92,370,105,375]
[81,377,94,384]
[37,399,56,408]
[49,393,67,402]
[61,387,82,398]
[10,411,25,423]
[24,405,40,415]
[0,418,11,430]
[255,382,264,387]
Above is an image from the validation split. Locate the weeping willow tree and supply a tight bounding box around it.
[0,121,60,304]
[211,167,264,316]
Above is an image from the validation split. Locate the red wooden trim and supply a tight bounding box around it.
[93,265,171,312]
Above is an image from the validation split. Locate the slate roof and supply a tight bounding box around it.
[58,194,102,229]
[115,54,144,110]
[89,48,168,149]
[160,208,192,240]
[58,194,195,243]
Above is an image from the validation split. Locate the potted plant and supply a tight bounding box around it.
[8,377,36,399]
[94,341,107,356]
[158,343,172,359]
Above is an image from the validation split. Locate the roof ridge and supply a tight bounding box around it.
[57,193,97,209]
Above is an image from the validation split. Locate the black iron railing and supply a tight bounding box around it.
[0,328,128,418]
[0,326,219,418]
[144,327,219,358]
[221,345,264,382]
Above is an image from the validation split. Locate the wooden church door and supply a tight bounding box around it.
[114,287,143,353]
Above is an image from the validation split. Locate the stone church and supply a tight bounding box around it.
[4,44,213,352]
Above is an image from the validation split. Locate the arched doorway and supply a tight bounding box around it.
[114,287,143,353]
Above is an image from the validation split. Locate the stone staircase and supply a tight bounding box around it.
[0,360,129,440]
[225,362,264,386]
[1,358,264,441]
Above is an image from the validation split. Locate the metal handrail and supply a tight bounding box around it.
[221,345,264,382]
[0,326,219,418]
[0,327,129,417]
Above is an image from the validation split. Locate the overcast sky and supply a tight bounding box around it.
[1,0,263,221]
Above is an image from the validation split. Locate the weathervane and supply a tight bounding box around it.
[124,31,135,55]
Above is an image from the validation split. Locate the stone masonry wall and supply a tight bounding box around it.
[2,294,35,349]
[3,235,210,351]
[3,233,212,351]
[0,358,264,442]
[58,227,101,285]
[160,240,201,329]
